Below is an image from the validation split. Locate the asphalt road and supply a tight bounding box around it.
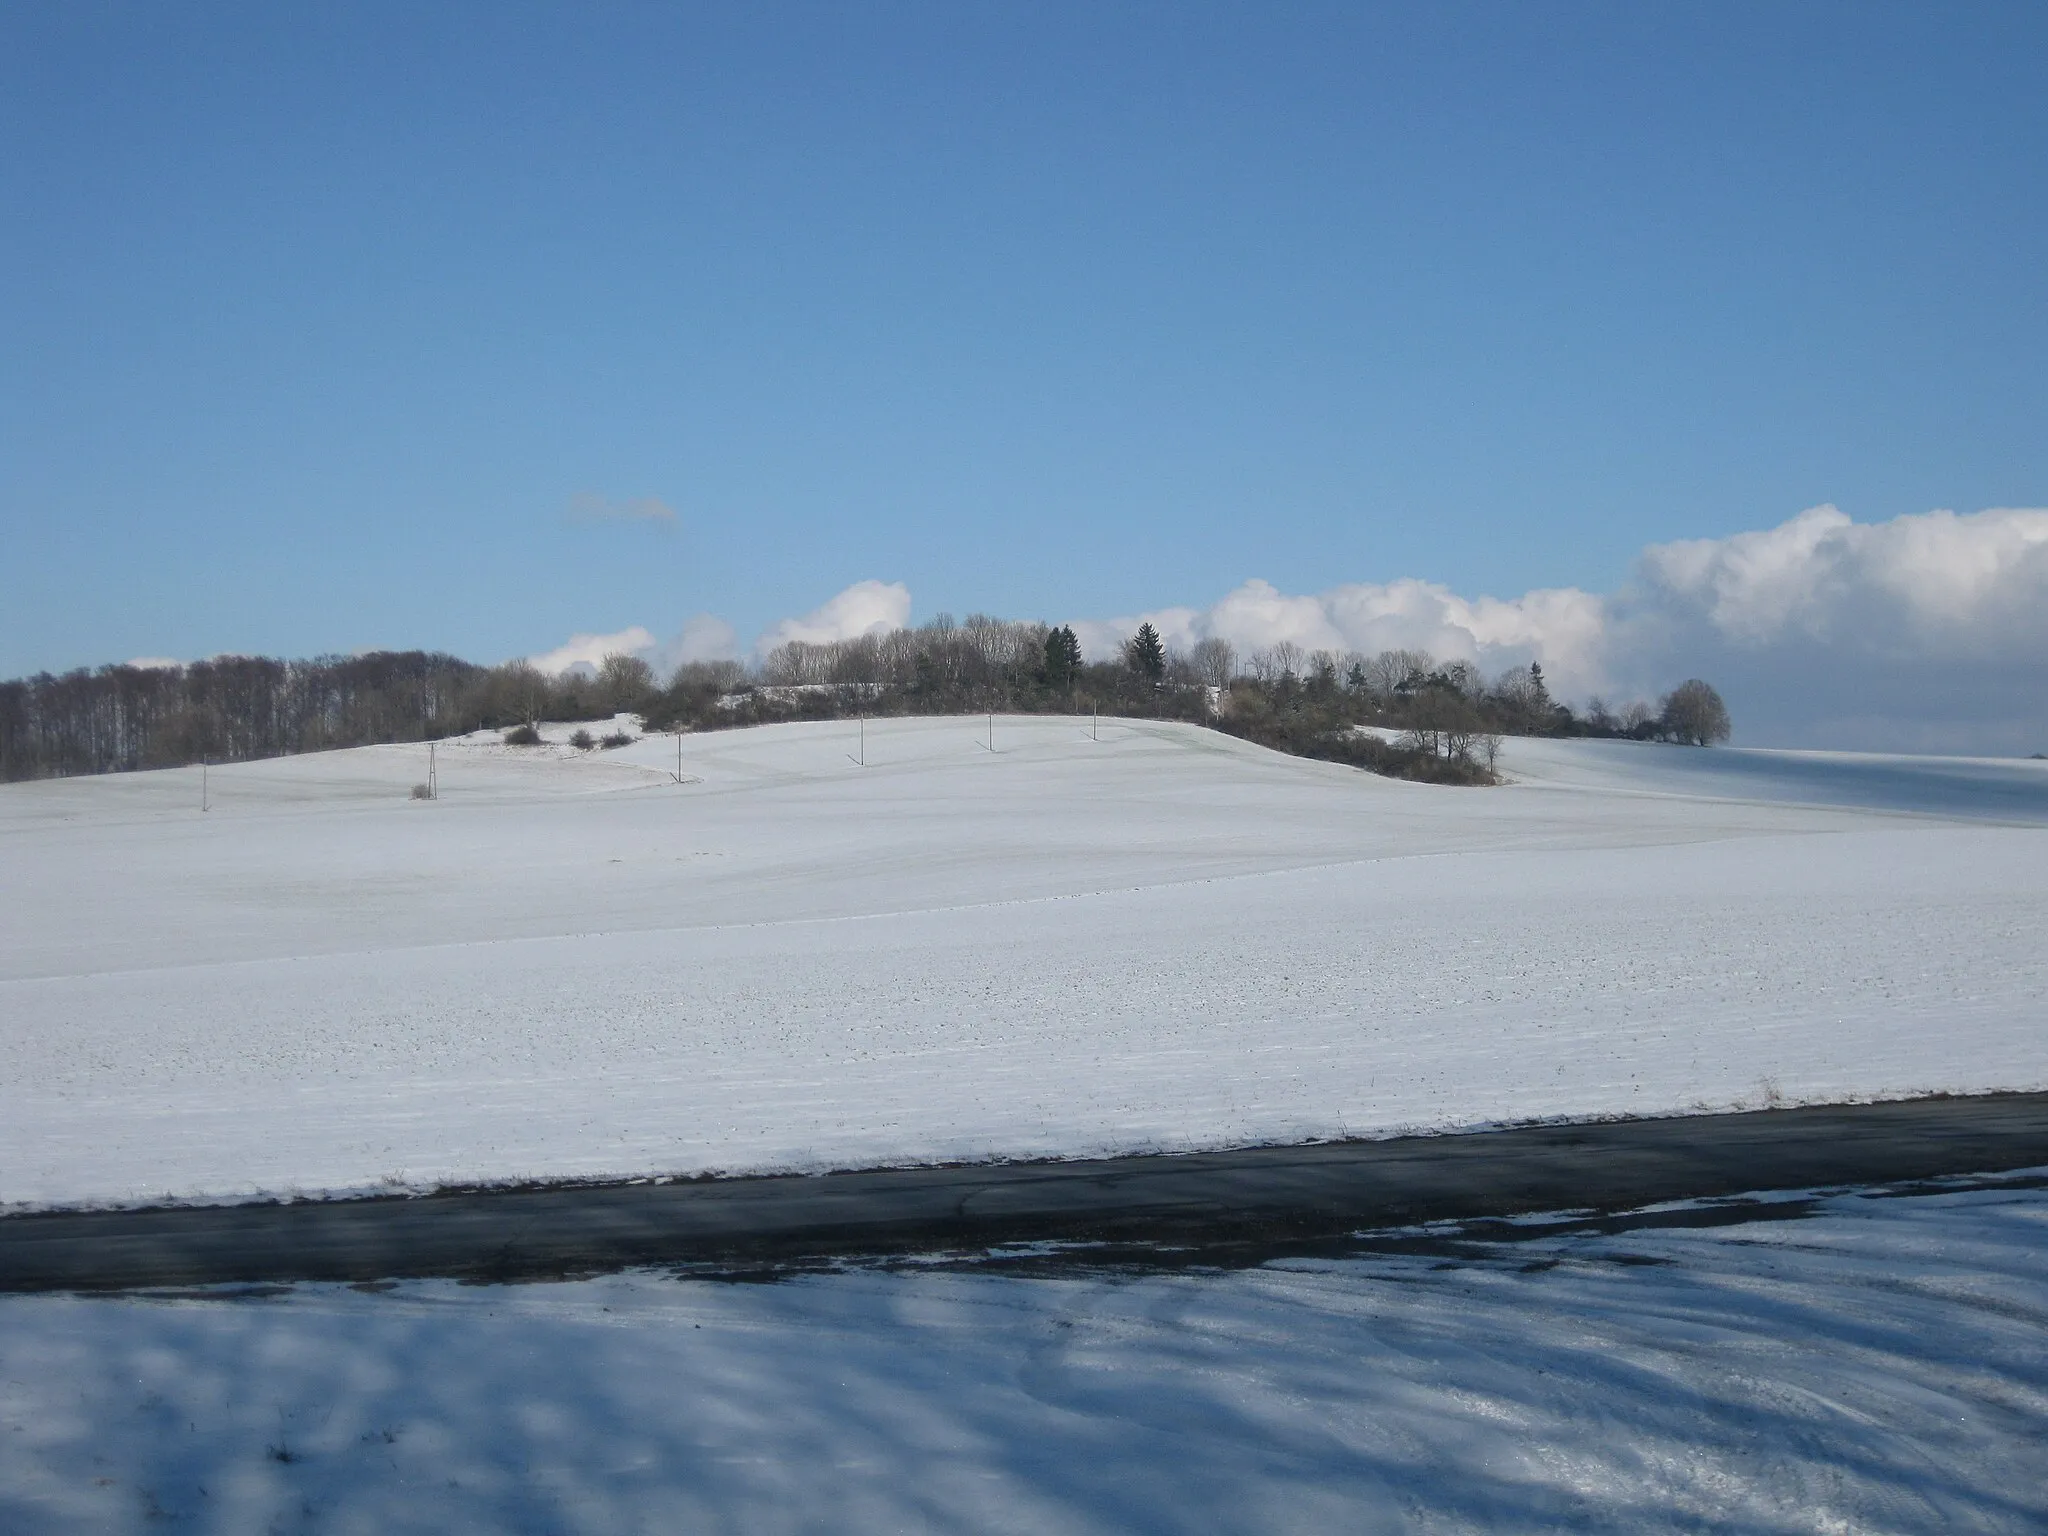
[4,1093,2046,1292]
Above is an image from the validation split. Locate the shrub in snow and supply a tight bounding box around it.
[409,783,432,800]
[600,731,635,749]
[502,725,542,747]
[569,729,595,750]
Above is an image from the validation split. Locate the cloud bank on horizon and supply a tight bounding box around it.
[530,505,2048,755]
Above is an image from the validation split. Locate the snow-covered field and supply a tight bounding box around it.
[3,717,2044,1210]
[5,1174,2046,1533]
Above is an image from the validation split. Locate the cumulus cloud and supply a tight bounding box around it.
[527,615,740,680]
[1071,505,2048,754]
[566,493,678,526]
[754,580,912,655]
[666,615,740,666]
[526,580,906,685]
[1072,578,1608,695]
[1608,505,2048,753]
[1631,504,2048,654]
[630,614,742,678]
[527,507,2046,754]
[527,626,659,678]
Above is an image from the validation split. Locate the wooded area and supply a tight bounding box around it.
[0,617,1729,785]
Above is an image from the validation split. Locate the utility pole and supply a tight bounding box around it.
[201,757,209,813]
[988,712,994,753]
[428,740,437,800]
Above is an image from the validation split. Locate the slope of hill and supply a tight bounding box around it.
[1497,734,2048,820]
[3,717,2043,1210]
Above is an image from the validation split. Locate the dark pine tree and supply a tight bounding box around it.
[1125,622,1166,683]
[1043,625,1082,689]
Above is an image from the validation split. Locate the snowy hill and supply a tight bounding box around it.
[1498,734,2048,821]
[2,717,2043,1209]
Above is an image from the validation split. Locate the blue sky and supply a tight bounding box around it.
[3,1,2044,689]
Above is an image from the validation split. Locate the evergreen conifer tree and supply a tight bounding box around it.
[1125,622,1166,682]
[1043,625,1082,688]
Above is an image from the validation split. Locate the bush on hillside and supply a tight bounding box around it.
[502,724,542,747]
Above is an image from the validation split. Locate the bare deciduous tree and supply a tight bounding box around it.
[1187,637,1236,689]
[1489,664,1543,714]
[670,658,745,693]
[1399,685,1490,763]
[1364,648,1433,697]
[1660,678,1732,745]
[596,653,655,713]
[1435,658,1483,698]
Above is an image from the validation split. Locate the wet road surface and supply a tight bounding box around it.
[4,1093,2045,1291]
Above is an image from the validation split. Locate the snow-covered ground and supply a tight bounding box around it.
[4,1174,2045,1533]
[2,717,2044,1209]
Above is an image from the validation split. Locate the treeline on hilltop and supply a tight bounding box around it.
[0,614,1730,785]
[707,619,1729,783]
[0,651,495,781]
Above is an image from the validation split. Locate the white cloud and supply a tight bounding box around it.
[634,614,742,678]
[124,656,183,671]
[668,615,739,665]
[1607,504,2048,753]
[528,614,741,681]
[527,506,2047,754]
[527,582,910,685]
[1073,578,1609,694]
[754,580,911,655]
[1632,504,2048,654]
[1073,505,2048,754]
[526,626,659,678]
